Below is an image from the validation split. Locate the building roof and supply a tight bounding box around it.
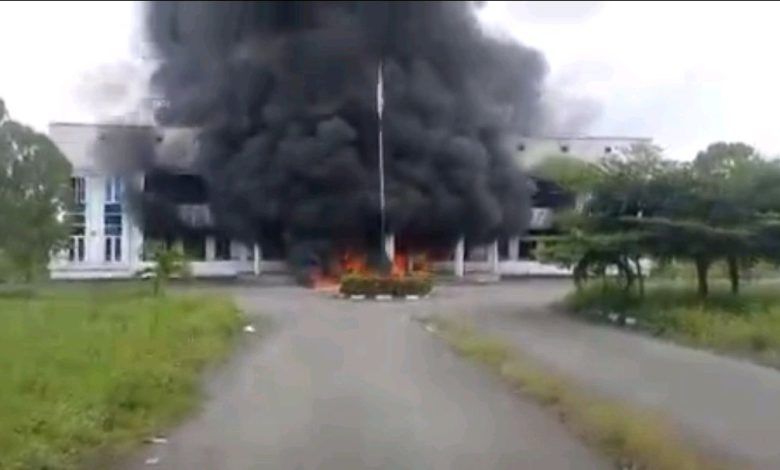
[518,135,653,142]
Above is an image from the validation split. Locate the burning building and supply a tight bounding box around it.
[47,121,647,280]
[47,2,650,280]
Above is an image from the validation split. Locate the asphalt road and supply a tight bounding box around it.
[429,281,780,469]
[121,283,605,470]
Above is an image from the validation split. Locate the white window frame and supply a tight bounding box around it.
[72,176,86,205]
[105,176,123,203]
[69,235,86,263]
[105,236,122,263]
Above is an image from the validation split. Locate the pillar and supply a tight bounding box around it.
[488,239,500,275]
[508,236,520,261]
[384,233,395,262]
[454,237,465,278]
[205,236,216,261]
[253,243,262,276]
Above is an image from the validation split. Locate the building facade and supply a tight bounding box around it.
[47,122,650,279]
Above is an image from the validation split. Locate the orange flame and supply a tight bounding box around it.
[310,247,431,289]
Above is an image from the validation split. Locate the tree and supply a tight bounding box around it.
[137,242,191,295]
[0,99,72,282]
[538,143,751,297]
[690,142,764,294]
[530,153,602,195]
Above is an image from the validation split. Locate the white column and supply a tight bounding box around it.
[253,243,262,276]
[384,233,395,262]
[488,240,500,275]
[205,236,216,261]
[454,237,465,278]
[508,236,520,261]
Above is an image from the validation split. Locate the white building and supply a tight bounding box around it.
[47,122,279,280]
[47,122,650,280]
[515,135,653,168]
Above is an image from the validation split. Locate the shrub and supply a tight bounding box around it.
[565,281,780,366]
[340,273,433,297]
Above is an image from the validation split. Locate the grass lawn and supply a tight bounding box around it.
[567,281,780,367]
[0,283,243,470]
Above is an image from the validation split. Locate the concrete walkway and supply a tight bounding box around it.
[121,285,605,470]
[426,281,780,469]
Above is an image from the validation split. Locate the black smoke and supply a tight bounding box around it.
[142,1,547,268]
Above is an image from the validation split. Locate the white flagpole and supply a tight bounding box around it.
[377,60,388,261]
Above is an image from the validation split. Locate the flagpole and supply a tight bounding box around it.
[377,59,387,262]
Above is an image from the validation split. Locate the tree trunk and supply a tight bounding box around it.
[727,256,739,295]
[619,257,634,292]
[634,256,644,297]
[694,257,710,297]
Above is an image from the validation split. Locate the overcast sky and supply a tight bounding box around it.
[1,1,778,160]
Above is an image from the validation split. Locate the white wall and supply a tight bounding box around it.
[49,123,106,171]
[514,136,653,168]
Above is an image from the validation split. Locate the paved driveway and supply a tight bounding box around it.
[121,282,604,470]
[432,281,780,469]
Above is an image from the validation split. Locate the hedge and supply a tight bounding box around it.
[340,274,433,297]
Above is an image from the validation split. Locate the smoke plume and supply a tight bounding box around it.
[142,1,547,266]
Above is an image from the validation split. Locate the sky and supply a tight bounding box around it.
[1,1,779,160]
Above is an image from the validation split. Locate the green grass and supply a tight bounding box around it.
[426,317,720,470]
[566,281,780,366]
[0,283,244,470]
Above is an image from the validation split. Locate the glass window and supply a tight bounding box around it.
[104,203,122,214]
[71,177,85,204]
[104,201,122,237]
[105,237,122,262]
[105,176,123,203]
[498,239,509,260]
[68,237,85,262]
[105,215,122,226]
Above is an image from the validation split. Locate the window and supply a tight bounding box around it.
[71,177,85,205]
[498,238,509,260]
[560,144,570,153]
[105,176,123,203]
[69,236,85,262]
[215,237,231,260]
[104,204,122,236]
[105,237,122,262]
[67,178,87,263]
[104,183,123,262]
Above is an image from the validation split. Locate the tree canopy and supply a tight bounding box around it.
[0,98,72,282]
[536,142,780,297]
